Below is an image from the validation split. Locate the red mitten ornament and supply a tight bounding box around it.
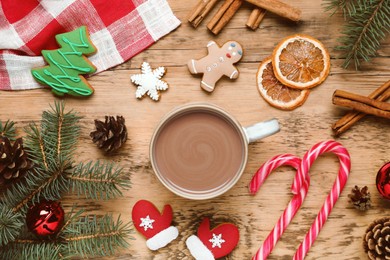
[186,218,239,260]
[132,200,178,250]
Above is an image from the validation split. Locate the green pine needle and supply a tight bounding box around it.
[40,102,81,163]
[0,210,132,259]
[58,207,85,236]
[62,214,131,258]
[0,206,24,246]
[0,240,63,260]
[2,102,81,213]
[324,0,390,69]
[1,167,69,214]
[324,0,370,18]
[0,101,132,258]
[69,161,130,200]
[0,120,16,141]
[23,123,50,172]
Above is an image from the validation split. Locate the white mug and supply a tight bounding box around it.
[150,103,280,200]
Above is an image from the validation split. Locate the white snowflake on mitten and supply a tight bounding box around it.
[209,233,225,248]
[139,215,155,231]
[130,62,168,101]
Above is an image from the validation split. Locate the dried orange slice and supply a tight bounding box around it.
[257,57,310,110]
[272,34,330,89]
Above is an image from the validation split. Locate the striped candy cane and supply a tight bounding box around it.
[292,140,351,260]
[250,154,302,195]
[249,154,310,260]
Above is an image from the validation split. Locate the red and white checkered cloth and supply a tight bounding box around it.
[0,0,180,90]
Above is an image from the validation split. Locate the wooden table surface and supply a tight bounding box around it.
[1,0,389,259]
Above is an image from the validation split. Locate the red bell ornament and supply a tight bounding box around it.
[376,162,390,200]
[26,201,65,237]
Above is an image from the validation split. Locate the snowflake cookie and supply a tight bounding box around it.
[130,62,168,101]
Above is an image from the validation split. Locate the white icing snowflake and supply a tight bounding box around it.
[209,233,225,248]
[139,215,155,231]
[130,62,168,101]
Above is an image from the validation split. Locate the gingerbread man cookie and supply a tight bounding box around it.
[188,41,243,92]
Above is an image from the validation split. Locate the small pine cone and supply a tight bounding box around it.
[90,116,128,153]
[348,185,371,211]
[363,217,390,260]
[0,137,33,185]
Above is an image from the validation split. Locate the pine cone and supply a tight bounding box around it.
[348,185,371,211]
[363,217,390,260]
[0,137,33,185]
[90,116,127,153]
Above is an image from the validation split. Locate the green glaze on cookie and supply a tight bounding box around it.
[31,26,97,97]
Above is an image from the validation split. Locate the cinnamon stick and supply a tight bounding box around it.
[188,0,219,28]
[332,80,390,135]
[246,8,267,30]
[244,0,301,22]
[207,0,243,35]
[333,90,390,119]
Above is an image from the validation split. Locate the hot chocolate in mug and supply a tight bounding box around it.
[150,103,280,200]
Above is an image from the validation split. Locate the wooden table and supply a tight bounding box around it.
[1,0,389,259]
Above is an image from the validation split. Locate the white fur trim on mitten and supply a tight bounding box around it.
[146,226,179,250]
[186,235,214,260]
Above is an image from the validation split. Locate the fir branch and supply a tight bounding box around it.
[0,101,131,257]
[2,166,69,213]
[339,0,390,69]
[24,123,49,171]
[324,0,390,69]
[0,205,24,246]
[69,161,130,200]
[3,102,81,213]
[0,120,16,141]
[324,0,369,17]
[0,240,62,260]
[62,214,131,258]
[0,211,132,259]
[57,207,85,237]
[0,225,64,259]
[40,102,81,164]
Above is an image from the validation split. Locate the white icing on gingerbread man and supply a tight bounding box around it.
[188,41,243,92]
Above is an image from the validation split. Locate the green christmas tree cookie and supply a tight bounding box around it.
[32,26,97,97]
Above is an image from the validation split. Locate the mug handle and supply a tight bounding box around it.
[243,118,280,144]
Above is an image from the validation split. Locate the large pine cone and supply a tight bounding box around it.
[90,116,127,153]
[363,217,390,260]
[0,137,33,185]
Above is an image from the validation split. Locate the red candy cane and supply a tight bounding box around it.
[249,154,309,260]
[292,140,351,260]
[250,140,351,260]
[250,154,302,194]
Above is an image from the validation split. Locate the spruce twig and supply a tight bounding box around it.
[24,123,49,171]
[0,205,24,246]
[0,102,132,258]
[0,241,63,260]
[1,212,131,259]
[62,214,131,258]
[0,120,16,141]
[56,206,85,237]
[324,0,370,17]
[324,0,390,69]
[69,161,130,200]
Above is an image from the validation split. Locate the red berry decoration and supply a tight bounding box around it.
[26,201,65,238]
[376,162,390,200]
